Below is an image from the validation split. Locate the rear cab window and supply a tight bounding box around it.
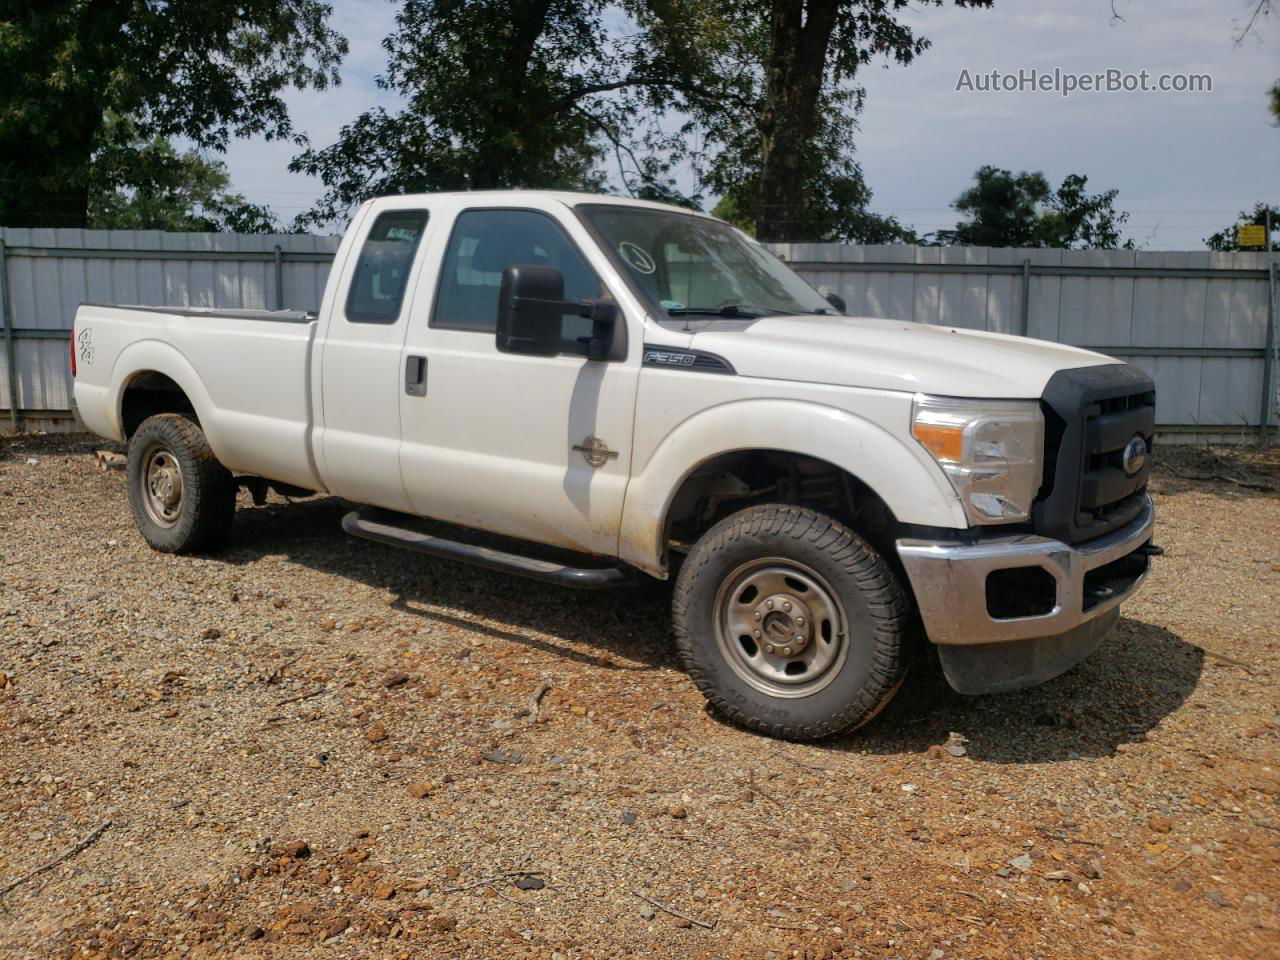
[345,209,429,324]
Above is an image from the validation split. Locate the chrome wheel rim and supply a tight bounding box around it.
[142,448,183,527]
[713,557,848,698]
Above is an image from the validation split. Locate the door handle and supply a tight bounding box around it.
[404,355,427,397]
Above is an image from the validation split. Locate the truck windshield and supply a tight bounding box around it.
[577,204,835,320]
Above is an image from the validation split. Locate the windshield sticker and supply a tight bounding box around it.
[618,241,656,275]
[659,299,685,310]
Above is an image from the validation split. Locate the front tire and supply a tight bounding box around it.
[672,504,907,741]
[126,414,236,554]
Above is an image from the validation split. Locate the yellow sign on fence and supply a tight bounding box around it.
[1237,224,1268,247]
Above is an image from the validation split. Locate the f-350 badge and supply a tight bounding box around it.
[573,436,619,468]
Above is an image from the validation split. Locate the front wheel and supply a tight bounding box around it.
[672,504,907,741]
[126,413,236,554]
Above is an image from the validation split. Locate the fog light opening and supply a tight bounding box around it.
[986,566,1057,620]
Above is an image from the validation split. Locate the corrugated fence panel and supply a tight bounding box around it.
[2,231,1276,439]
[0,228,342,413]
[1198,357,1264,428]
[1058,249,1136,348]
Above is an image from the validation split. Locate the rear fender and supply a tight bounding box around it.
[109,340,223,452]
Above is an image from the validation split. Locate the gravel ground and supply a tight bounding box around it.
[0,433,1277,960]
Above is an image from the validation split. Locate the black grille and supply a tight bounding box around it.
[1034,364,1155,544]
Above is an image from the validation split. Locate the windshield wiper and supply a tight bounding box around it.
[665,303,787,319]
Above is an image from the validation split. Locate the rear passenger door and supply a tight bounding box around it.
[318,204,430,512]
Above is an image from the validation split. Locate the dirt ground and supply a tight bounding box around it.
[0,433,1277,960]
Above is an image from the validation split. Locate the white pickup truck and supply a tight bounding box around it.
[72,191,1159,740]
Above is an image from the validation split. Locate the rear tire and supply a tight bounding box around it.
[127,413,236,554]
[672,504,907,741]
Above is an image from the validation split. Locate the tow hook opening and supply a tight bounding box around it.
[1082,542,1152,611]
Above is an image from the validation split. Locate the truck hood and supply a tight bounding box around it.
[689,314,1115,399]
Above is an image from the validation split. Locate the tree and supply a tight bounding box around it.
[702,86,920,243]
[295,0,976,241]
[1231,0,1278,123]
[678,0,992,242]
[1205,202,1279,252]
[936,166,1133,249]
[88,120,282,233]
[0,0,345,228]
[293,0,725,226]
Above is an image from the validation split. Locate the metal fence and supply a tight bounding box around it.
[0,228,340,429]
[1,228,1276,440]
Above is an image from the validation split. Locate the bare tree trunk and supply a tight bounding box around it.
[756,0,839,242]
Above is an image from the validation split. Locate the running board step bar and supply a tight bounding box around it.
[341,510,628,590]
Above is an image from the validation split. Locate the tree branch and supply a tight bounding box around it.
[0,822,111,898]
[1233,0,1271,44]
[530,76,748,128]
[572,106,643,196]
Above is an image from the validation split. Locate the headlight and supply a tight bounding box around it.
[911,395,1044,525]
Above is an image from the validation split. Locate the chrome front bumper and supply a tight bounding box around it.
[896,497,1155,647]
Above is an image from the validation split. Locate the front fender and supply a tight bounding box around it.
[618,398,966,577]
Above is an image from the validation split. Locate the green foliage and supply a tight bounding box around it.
[1205,202,1280,252]
[295,0,976,241]
[88,121,282,233]
[684,0,991,242]
[703,90,919,243]
[0,0,345,227]
[293,0,723,225]
[935,166,1133,249]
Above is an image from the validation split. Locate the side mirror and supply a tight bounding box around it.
[825,291,847,313]
[496,265,617,360]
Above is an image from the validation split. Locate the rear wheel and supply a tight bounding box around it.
[127,413,236,553]
[672,504,907,741]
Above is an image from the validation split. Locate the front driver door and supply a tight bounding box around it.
[398,203,640,557]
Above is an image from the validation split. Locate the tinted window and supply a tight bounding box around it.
[345,210,429,324]
[433,209,604,350]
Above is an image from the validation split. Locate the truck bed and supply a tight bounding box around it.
[72,303,323,492]
[79,303,315,324]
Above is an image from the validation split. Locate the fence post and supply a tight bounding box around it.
[0,238,19,432]
[1019,258,1031,337]
[1262,254,1278,446]
[273,244,284,311]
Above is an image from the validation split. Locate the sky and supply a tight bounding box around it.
[218,0,1279,249]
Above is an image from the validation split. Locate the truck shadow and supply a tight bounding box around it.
[226,496,1203,763]
[223,496,679,675]
[822,617,1204,763]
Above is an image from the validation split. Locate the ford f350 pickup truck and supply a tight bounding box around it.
[72,191,1159,740]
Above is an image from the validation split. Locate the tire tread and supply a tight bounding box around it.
[126,414,235,553]
[672,504,906,741]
